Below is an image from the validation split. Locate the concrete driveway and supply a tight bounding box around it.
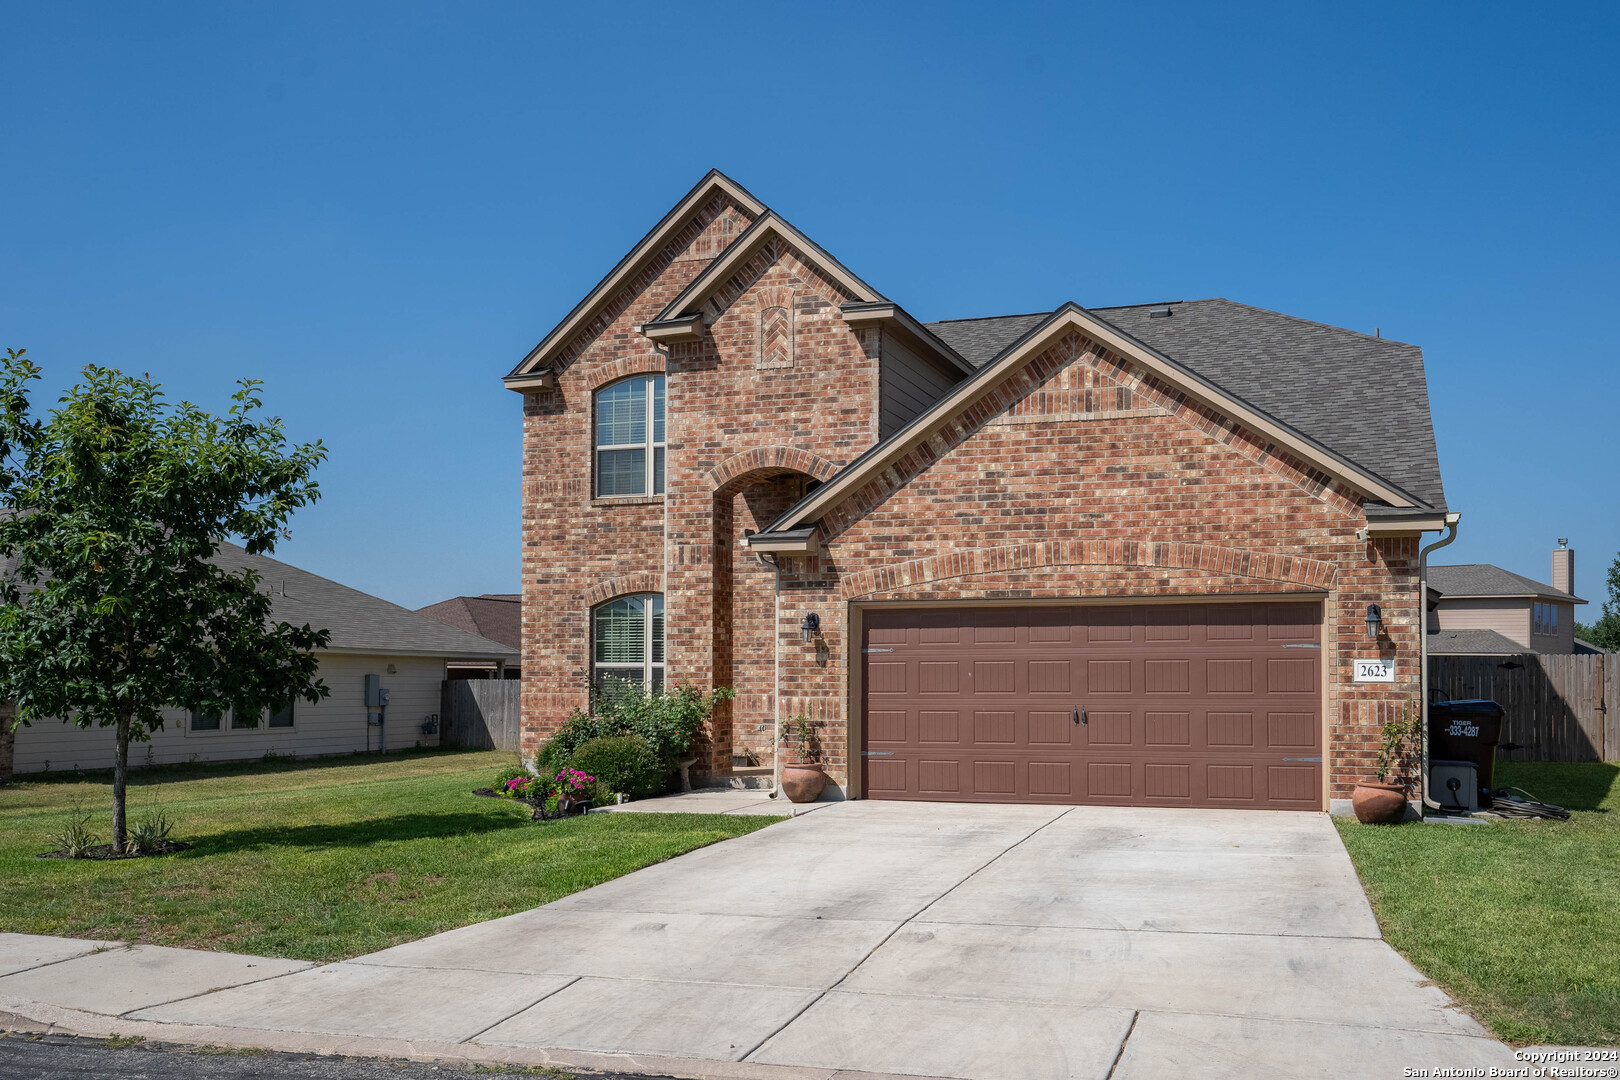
[16,801,1522,1079]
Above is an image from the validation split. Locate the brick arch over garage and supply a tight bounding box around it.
[839,540,1338,600]
[586,354,666,392]
[583,572,663,608]
[707,445,842,496]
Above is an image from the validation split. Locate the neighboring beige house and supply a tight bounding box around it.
[1427,541,1593,655]
[1,544,516,777]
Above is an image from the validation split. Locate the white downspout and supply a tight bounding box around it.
[1418,512,1461,812]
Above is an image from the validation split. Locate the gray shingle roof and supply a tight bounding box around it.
[925,299,1446,510]
[1427,629,1527,655]
[0,542,516,660]
[211,545,517,658]
[1429,563,1583,604]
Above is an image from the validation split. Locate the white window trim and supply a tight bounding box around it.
[592,593,665,690]
[185,704,298,736]
[594,375,666,498]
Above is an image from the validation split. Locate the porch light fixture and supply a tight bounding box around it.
[1365,603,1383,639]
[799,612,821,643]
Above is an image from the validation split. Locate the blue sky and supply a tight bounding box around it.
[2,2,1616,612]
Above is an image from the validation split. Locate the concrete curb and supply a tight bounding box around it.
[0,999,959,1080]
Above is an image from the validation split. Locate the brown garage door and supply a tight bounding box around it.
[860,602,1323,810]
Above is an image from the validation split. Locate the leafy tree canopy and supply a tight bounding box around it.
[0,349,332,848]
[1574,551,1620,652]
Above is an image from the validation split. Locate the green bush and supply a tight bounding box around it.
[491,763,530,790]
[568,735,666,799]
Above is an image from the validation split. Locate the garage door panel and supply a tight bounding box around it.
[1028,711,1073,745]
[1028,660,1072,693]
[861,602,1322,810]
[1145,711,1190,746]
[1085,711,1134,746]
[973,711,1017,744]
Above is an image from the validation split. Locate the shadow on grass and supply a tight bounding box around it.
[1495,761,1620,812]
[185,810,532,855]
[13,746,507,789]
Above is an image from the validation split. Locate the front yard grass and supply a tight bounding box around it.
[1336,760,1620,1047]
[0,749,778,962]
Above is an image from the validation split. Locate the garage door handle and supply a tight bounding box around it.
[1074,706,1087,726]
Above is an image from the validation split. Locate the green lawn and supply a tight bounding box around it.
[0,749,778,963]
[1336,760,1620,1047]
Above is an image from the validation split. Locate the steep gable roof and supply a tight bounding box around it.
[927,300,1446,510]
[754,302,1430,542]
[506,170,767,381]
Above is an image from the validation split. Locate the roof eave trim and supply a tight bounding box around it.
[648,212,885,327]
[744,526,820,554]
[642,314,704,343]
[1360,511,1458,537]
[503,369,556,394]
[839,301,976,377]
[763,304,1422,534]
[507,169,768,378]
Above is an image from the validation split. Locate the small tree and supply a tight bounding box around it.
[0,350,332,851]
[1573,551,1620,652]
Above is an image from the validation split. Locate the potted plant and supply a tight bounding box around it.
[779,714,827,803]
[555,767,596,815]
[1352,698,1419,824]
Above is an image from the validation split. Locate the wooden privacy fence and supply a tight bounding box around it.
[1429,653,1617,762]
[441,679,523,752]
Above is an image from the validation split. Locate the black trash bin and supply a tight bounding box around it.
[1429,699,1505,807]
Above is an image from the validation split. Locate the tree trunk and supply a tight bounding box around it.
[113,711,131,853]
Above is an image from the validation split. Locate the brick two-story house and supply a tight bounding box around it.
[506,170,1454,813]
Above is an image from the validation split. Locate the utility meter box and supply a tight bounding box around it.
[364,674,383,708]
[1430,759,1479,814]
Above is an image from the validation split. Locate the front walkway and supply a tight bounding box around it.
[0,801,1523,1079]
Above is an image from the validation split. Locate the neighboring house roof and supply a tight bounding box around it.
[927,299,1446,511]
[1574,636,1610,656]
[755,300,1438,541]
[0,543,518,661]
[1427,629,1527,655]
[1429,564,1583,604]
[416,594,521,652]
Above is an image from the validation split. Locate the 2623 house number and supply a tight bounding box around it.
[1353,659,1395,683]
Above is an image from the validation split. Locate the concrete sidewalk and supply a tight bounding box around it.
[0,801,1526,1080]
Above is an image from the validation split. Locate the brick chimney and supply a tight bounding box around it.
[1552,538,1574,596]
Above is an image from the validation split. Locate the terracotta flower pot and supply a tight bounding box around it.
[1352,781,1408,824]
[780,761,827,804]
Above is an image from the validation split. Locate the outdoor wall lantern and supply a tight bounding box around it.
[800,612,821,643]
[1365,603,1383,639]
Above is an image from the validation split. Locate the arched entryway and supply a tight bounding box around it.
[704,447,839,776]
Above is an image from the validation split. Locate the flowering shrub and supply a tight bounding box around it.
[556,767,595,799]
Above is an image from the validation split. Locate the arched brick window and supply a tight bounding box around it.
[592,593,664,691]
[595,375,665,497]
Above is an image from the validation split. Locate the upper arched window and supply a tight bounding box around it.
[595,375,665,497]
[593,593,664,690]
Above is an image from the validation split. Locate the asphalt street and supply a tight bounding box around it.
[0,1030,665,1080]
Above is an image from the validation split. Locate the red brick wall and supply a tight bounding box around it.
[774,332,1421,802]
[522,220,1422,805]
[520,220,884,773]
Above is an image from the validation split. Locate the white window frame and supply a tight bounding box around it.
[594,375,665,498]
[592,593,665,691]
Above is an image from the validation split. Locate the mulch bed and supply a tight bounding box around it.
[472,786,579,821]
[37,840,192,860]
